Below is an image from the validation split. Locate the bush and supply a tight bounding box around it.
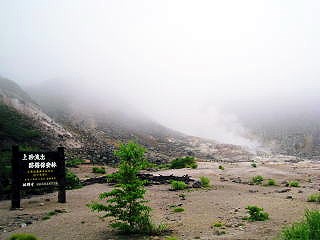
[173,207,185,213]
[289,181,300,187]
[8,233,39,240]
[92,166,106,174]
[65,170,82,189]
[278,210,320,240]
[171,180,187,190]
[245,205,269,221]
[200,176,210,188]
[88,141,166,235]
[218,165,224,170]
[308,193,320,203]
[66,158,84,168]
[251,175,264,185]
[251,163,257,168]
[170,156,197,169]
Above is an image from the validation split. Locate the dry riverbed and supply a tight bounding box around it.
[1,158,320,240]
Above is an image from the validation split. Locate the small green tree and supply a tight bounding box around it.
[88,141,156,234]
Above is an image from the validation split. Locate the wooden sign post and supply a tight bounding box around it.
[11,146,66,209]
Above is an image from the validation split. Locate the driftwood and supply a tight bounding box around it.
[80,173,195,186]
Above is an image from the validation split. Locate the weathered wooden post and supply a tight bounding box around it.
[11,145,21,209]
[57,147,66,203]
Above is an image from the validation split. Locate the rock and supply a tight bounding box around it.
[192,181,202,188]
[286,195,293,199]
[39,203,44,206]
[20,223,27,228]
[249,189,258,193]
[276,188,291,193]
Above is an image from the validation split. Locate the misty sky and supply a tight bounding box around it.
[1,1,320,146]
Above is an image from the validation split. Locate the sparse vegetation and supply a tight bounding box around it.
[42,209,66,220]
[8,233,39,240]
[173,207,185,213]
[251,175,264,185]
[307,193,320,203]
[212,221,224,227]
[66,158,84,168]
[200,176,210,188]
[171,180,188,190]
[251,162,257,168]
[88,141,167,235]
[170,156,197,169]
[289,181,300,187]
[265,179,276,186]
[65,170,82,189]
[92,166,106,174]
[278,209,320,240]
[218,165,224,170]
[165,237,179,240]
[245,205,269,221]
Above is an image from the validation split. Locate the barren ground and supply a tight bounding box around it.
[1,157,320,240]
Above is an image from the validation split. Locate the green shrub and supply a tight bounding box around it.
[65,170,82,189]
[218,165,224,170]
[88,141,166,235]
[92,166,106,174]
[251,175,264,185]
[308,193,320,203]
[171,180,187,190]
[8,233,39,240]
[200,176,210,188]
[245,205,269,221]
[173,207,185,213]
[265,179,276,186]
[170,156,197,169]
[289,181,300,187]
[65,158,84,168]
[278,210,320,240]
[251,163,257,168]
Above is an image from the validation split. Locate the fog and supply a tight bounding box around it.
[1,1,320,147]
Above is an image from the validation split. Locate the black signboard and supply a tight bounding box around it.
[11,146,66,209]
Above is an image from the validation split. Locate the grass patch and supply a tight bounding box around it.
[92,166,106,174]
[265,179,276,186]
[65,158,84,168]
[42,209,66,220]
[173,207,185,213]
[8,233,39,240]
[200,176,210,188]
[170,156,197,169]
[289,181,300,187]
[278,209,320,240]
[244,205,269,221]
[251,175,264,185]
[212,221,224,227]
[307,193,320,203]
[66,170,82,189]
[171,180,187,190]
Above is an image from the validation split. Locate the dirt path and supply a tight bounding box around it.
[1,160,320,240]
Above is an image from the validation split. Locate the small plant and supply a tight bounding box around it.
[66,158,84,168]
[212,221,224,227]
[278,209,320,240]
[165,237,179,240]
[265,179,276,186]
[200,176,210,188]
[251,162,257,168]
[245,205,269,221]
[170,156,197,169]
[173,207,185,213]
[308,193,320,203]
[171,180,187,190]
[251,175,264,185]
[218,165,224,170]
[8,234,39,240]
[65,170,82,189]
[289,181,300,187]
[92,166,106,174]
[42,209,66,220]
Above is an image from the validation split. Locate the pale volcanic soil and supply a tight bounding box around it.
[1,158,320,240]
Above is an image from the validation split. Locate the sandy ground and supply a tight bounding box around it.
[1,159,320,240]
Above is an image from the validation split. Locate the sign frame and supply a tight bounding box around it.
[11,146,66,209]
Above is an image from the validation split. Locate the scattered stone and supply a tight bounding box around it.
[20,223,27,228]
[286,196,293,199]
[249,189,258,193]
[192,181,202,188]
[39,203,44,206]
[276,188,291,193]
[298,190,303,193]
